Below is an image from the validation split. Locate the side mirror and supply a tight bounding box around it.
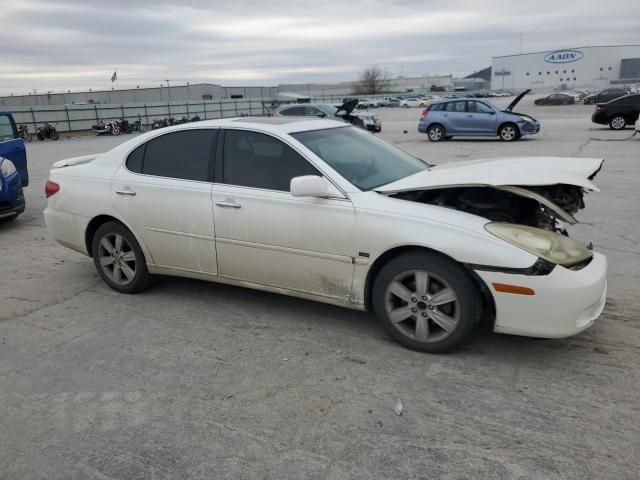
[290,175,343,198]
[317,113,327,118]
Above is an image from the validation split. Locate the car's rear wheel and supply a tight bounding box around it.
[92,221,151,294]
[403,104,409,108]
[427,124,445,142]
[609,115,627,130]
[498,123,519,141]
[372,251,482,353]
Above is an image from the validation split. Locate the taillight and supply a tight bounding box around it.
[45,180,60,198]
[595,104,604,111]
[420,108,429,118]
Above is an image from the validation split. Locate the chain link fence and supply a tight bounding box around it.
[7,93,407,134]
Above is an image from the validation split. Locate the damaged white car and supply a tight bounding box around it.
[44,118,607,353]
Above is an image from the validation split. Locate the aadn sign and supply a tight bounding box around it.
[544,49,584,64]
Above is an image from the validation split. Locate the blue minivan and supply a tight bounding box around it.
[0,112,28,221]
[418,90,540,142]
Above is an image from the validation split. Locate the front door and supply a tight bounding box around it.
[212,128,356,301]
[111,129,218,275]
[465,101,497,134]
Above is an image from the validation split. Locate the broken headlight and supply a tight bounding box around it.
[485,222,592,267]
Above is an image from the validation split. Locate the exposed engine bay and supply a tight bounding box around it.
[391,184,587,234]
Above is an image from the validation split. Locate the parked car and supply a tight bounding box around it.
[534,94,575,106]
[275,100,381,132]
[418,90,539,142]
[357,99,380,108]
[583,88,628,105]
[400,98,430,108]
[0,112,28,221]
[591,94,640,130]
[44,118,606,353]
[383,97,401,107]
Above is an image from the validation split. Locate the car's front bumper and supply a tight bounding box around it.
[518,121,540,135]
[475,252,607,338]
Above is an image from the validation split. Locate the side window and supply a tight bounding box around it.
[305,107,325,117]
[280,106,305,116]
[223,130,320,192]
[0,115,16,141]
[472,102,493,114]
[429,103,444,112]
[445,101,465,112]
[127,129,216,181]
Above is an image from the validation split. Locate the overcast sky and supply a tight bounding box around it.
[1,0,638,95]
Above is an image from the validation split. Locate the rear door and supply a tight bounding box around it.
[111,128,219,274]
[443,101,468,133]
[0,114,28,186]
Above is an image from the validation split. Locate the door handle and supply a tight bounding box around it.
[115,188,136,196]
[215,200,241,209]
[467,114,473,118]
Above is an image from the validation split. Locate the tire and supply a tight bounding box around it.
[112,125,121,136]
[426,124,445,142]
[609,115,627,130]
[403,104,409,108]
[372,251,482,353]
[91,221,151,294]
[498,123,519,141]
[51,131,59,140]
[37,133,44,141]
[27,133,32,142]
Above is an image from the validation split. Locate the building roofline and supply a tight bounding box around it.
[492,44,640,59]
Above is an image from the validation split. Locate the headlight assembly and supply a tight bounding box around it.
[485,222,592,267]
[1,160,17,177]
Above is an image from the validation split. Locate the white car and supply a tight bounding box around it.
[400,98,429,108]
[44,118,607,353]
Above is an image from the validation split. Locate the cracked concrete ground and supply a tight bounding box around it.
[1,96,639,479]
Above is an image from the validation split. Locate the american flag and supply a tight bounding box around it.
[110,71,117,82]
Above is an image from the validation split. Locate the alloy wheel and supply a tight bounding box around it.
[428,126,443,141]
[384,270,460,343]
[610,116,626,130]
[97,233,137,286]
[500,125,517,141]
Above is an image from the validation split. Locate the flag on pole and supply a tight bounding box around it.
[110,70,117,83]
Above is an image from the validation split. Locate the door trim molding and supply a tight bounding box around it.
[216,237,354,264]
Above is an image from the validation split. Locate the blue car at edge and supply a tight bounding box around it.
[0,112,28,221]
[418,89,540,142]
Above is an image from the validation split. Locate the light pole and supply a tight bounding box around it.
[164,79,171,103]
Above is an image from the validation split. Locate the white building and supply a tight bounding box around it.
[491,45,640,91]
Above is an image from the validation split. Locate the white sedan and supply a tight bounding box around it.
[400,98,430,108]
[44,118,607,353]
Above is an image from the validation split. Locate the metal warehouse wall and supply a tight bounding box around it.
[491,45,640,91]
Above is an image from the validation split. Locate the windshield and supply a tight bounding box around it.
[318,104,340,116]
[291,127,428,190]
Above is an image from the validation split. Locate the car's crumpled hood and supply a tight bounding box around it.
[375,157,604,194]
[352,112,376,118]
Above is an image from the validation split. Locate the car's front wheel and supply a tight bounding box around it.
[609,115,627,130]
[92,221,151,293]
[372,251,482,353]
[427,124,445,142]
[498,123,519,141]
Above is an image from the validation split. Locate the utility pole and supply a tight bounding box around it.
[519,33,523,54]
[164,79,172,103]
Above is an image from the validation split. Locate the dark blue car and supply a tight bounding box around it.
[418,90,540,142]
[0,112,28,221]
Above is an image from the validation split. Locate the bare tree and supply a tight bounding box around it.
[354,66,390,94]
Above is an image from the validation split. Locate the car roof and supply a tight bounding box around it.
[143,117,349,134]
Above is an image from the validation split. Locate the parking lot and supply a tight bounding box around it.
[1,96,639,479]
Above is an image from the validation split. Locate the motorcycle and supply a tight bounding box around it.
[118,116,146,134]
[37,122,59,141]
[151,118,168,130]
[18,125,32,142]
[92,120,120,136]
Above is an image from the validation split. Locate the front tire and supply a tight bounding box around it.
[427,124,445,142]
[92,221,151,294]
[609,115,627,130]
[498,123,519,141]
[372,251,482,353]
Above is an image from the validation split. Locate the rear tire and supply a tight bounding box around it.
[92,221,151,294]
[427,124,445,142]
[51,131,60,140]
[609,115,627,130]
[372,251,482,353]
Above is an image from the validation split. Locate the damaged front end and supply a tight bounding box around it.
[390,183,588,234]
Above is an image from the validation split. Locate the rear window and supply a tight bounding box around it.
[0,115,16,141]
[445,102,466,112]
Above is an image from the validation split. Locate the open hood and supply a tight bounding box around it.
[504,89,531,112]
[335,98,359,116]
[376,157,604,227]
[376,157,603,194]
